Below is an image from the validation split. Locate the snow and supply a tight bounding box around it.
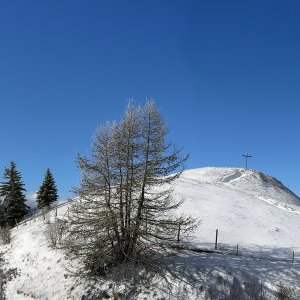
[1,167,300,299]
[177,167,300,247]
[1,205,82,300]
[26,192,37,209]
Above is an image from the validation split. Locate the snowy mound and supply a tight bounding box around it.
[180,167,300,206]
[176,167,300,247]
[2,167,300,299]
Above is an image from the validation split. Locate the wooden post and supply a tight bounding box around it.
[215,229,218,250]
[145,212,148,234]
[177,223,181,243]
[292,250,295,264]
[236,244,239,256]
[55,207,58,217]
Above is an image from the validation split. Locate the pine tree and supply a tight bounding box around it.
[36,169,58,209]
[0,162,28,226]
[0,202,6,227]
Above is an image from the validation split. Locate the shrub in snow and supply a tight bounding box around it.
[170,283,189,300]
[205,276,268,300]
[276,285,295,300]
[45,218,66,248]
[0,254,18,300]
[228,277,246,300]
[244,277,267,299]
[0,226,11,245]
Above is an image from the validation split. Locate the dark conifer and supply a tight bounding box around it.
[0,162,28,226]
[0,202,6,227]
[36,169,58,209]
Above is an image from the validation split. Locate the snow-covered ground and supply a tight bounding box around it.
[1,167,300,299]
[177,167,300,248]
[0,205,83,300]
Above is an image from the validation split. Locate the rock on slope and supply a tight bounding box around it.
[176,167,300,247]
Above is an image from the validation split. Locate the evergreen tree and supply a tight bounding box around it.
[0,202,6,227]
[0,162,28,226]
[36,169,58,209]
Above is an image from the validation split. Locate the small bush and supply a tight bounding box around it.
[276,285,295,300]
[0,253,18,300]
[0,226,11,245]
[205,276,268,300]
[171,283,189,300]
[45,218,66,248]
[228,277,246,300]
[41,207,51,224]
[244,277,267,300]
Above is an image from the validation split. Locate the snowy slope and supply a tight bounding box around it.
[1,167,300,299]
[176,167,300,247]
[1,205,83,300]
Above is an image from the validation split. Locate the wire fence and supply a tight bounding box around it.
[12,204,300,266]
[184,229,300,265]
[15,198,76,227]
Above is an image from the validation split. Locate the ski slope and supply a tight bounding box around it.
[1,167,300,299]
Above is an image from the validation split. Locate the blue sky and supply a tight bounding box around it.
[0,1,300,198]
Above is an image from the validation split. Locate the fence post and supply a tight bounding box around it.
[145,211,148,234]
[215,229,218,250]
[292,250,295,264]
[236,244,239,256]
[177,223,181,243]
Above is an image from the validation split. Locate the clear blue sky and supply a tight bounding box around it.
[1,1,300,198]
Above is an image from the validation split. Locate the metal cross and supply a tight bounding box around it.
[242,153,252,169]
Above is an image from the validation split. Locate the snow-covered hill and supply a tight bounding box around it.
[1,167,300,299]
[177,167,300,247]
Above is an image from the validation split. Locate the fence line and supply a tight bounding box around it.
[13,207,300,265]
[16,198,76,227]
[186,228,300,264]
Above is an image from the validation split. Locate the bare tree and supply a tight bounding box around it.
[64,101,197,276]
